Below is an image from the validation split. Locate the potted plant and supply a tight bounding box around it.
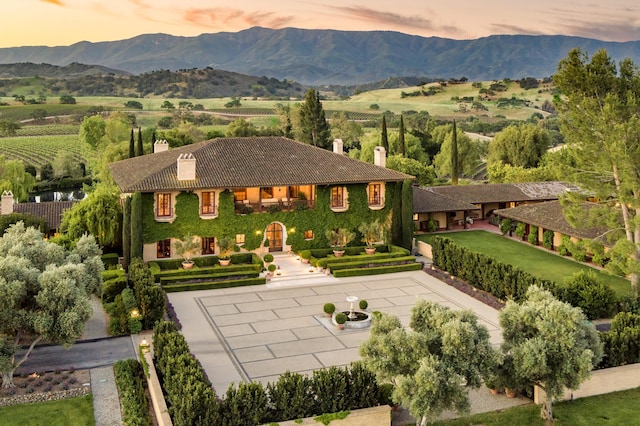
[266,263,277,280]
[359,300,368,310]
[325,228,355,257]
[358,220,384,254]
[323,303,336,317]
[217,237,234,266]
[174,234,199,269]
[263,253,274,268]
[300,250,311,264]
[335,312,348,330]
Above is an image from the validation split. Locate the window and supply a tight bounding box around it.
[202,237,215,255]
[157,239,171,258]
[288,186,300,198]
[368,183,382,206]
[261,187,274,199]
[331,186,345,208]
[201,191,216,215]
[235,234,245,244]
[156,193,172,217]
[233,189,247,202]
[304,230,314,240]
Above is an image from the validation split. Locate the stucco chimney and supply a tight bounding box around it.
[332,139,344,155]
[1,191,14,215]
[177,153,196,180]
[154,139,169,153]
[374,146,386,168]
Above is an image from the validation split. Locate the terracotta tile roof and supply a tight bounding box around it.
[413,186,479,213]
[494,200,607,240]
[14,201,76,231]
[108,137,413,193]
[421,181,577,204]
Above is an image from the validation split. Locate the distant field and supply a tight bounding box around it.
[0,103,106,121]
[16,124,80,136]
[0,134,87,168]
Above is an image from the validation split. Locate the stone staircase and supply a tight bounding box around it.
[265,253,339,288]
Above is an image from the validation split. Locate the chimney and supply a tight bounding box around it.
[154,139,169,153]
[177,153,196,180]
[1,191,14,215]
[332,139,344,155]
[374,146,386,168]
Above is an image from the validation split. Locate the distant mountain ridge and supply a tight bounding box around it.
[1,27,639,85]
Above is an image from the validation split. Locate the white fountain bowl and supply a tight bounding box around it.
[332,310,372,329]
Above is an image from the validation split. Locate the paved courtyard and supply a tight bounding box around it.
[168,267,504,392]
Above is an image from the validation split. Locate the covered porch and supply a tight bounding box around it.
[233,184,316,214]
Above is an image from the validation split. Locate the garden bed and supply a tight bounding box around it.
[0,369,91,407]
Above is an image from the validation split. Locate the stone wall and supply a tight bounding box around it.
[534,363,640,404]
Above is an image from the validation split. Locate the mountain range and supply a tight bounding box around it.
[1,27,640,86]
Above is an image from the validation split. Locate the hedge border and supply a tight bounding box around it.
[333,262,422,277]
[162,277,266,292]
[328,256,417,271]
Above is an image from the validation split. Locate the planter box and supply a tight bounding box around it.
[264,405,391,426]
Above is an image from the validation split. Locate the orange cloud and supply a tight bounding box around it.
[40,0,64,5]
[184,8,292,29]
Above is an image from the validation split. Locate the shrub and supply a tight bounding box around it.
[560,270,616,319]
[514,222,526,239]
[268,264,277,273]
[324,303,336,315]
[114,359,152,426]
[335,312,348,325]
[102,276,128,303]
[265,371,313,423]
[527,226,538,245]
[558,235,572,256]
[599,311,640,368]
[359,300,368,310]
[571,240,588,262]
[263,253,274,263]
[543,230,554,250]
[299,250,311,261]
[499,218,512,235]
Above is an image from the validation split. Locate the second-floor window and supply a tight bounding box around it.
[331,186,345,208]
[368,183,382,206]
[201,191,216,215]
[156,193,172,217]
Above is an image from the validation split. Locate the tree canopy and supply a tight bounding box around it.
[433,124,482,180]
[297,89,331,149]
[0,222,103,388]
[360,300,494,426]
[499,286,602,422]
[554,48,640,293]
[488,123,551,168]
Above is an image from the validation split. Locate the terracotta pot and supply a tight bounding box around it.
[182,261,194,270]
[219,259,231,266]
[333,250,345,257]
[365,247,376,255]
[337,324,344,330]
[489,388,500,395]
[505,388,517,398]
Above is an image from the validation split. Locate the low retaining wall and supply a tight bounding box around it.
[416,240,432,259]
[142,349,173,426]
[268,405,391,426]
[534,363,640,404]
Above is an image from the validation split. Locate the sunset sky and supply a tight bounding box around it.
[4,0,640,48]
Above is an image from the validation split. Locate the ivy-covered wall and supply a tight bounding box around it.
[142,183,402,252]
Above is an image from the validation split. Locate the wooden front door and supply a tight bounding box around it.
[267,223,283,252]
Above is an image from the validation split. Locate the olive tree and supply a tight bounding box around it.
[499,286,602,422]
[360,300,495,426]
[0,222,103,388]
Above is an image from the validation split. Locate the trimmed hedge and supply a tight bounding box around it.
[309,244,410,267]
[328,256,417,271]
[114,359,152,426]
[152,321,384,425]
[317,252,405,269]
[102,275,128,303]
[102,252,120,268]
[160,270,260,285]
[152,264,262,283]
[162,277,266,293]
[333,262,422,277]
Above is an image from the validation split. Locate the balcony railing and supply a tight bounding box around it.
[235,199,315,214]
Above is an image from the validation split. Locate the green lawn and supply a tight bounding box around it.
[0,395,94,426]
[417,231,631,297]
[431,386,640,426]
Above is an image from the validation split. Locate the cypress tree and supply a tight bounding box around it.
[130,192,143,260]
[398,115,405,157]
[129,128,135,158]
[381,116,389,152]
[122,196,131,271]
[451,120,459,185]
[401,179,414,250]
[137,127,144,156]
[299,89,331,149]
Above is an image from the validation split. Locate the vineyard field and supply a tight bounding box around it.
[0,135,87,169]
[16,124,80,136]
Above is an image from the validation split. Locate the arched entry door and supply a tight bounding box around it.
[266,223,283,252]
